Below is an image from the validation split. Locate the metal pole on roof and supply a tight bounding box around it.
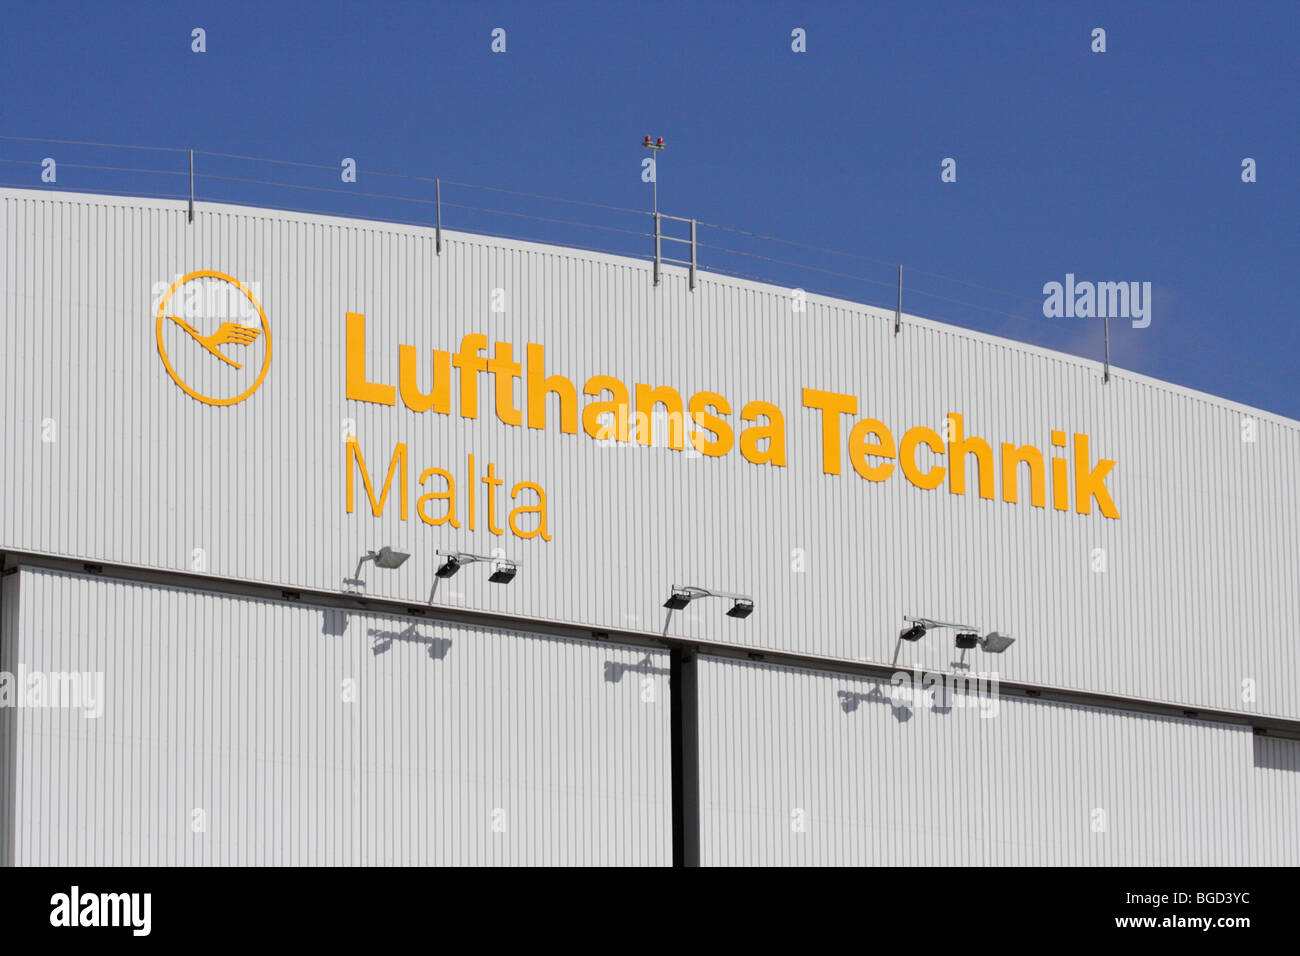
[894,264,902,335]
[651,142,659,220]
[689,218,697,292]
[654,212,661,287]
[1103,314,1111,383]
[188,149,194,224]
[435,177,442,255]
[643,136,665,288]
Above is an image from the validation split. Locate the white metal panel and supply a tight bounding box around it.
[1250,736,1300,866]
[6,566,670,865]
[0,572,17,866]
[0,188,1296,721]
[695,657,1299,865]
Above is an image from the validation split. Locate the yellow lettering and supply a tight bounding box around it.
[801,388,857,474]
[740,400,786,466]
[346,312,395,406]
[451,334,488,419]
[583,375,630,442]
[483,461,505,535]
[487,342,523,426]
[509,482,553,541]
[416,467,459,527]
[634,383,686,449]
[467,452,477,531]
[1074,433,1119,518]
[1000,443,1045,508]
[900,427,945,490]
[848,418,895,482]
[687,391,734,457]
[527,343,578,433]
[398,346,452,414]
[946,413,996,500]
[346,439,407,519]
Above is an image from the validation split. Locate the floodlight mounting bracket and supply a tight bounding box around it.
[436,549,520,568]
[903,614,980,632]
[672,584,753,604]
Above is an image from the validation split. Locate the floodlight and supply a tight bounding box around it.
[434,550,520,586]
[980,632,1016,653]
[901,624,926,642]
[902,615,1015,654]
[727,598,754,619]
[350,545,411,583]
[371,547,409,570]
[664,587,692,610]
[664,584,752,619]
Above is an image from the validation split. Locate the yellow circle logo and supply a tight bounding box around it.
[155,270,272,406]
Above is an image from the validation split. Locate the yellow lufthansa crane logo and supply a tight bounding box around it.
[155,270,272,405]
[168,316,262,369]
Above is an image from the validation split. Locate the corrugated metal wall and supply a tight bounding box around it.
[5,567,671,865]
[695,657,1299,865]
[0,572,17,866]
[6,564,1298,865]
[1,188,1297,725]
[1249,736,1300,866]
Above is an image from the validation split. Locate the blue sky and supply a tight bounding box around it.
[2,0,1296,417]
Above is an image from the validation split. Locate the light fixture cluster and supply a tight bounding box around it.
[359,545,520,590]
[358,549,1010,655]
[664,585,754,619]
[435,550,518,584]
[901,616,1015,653]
